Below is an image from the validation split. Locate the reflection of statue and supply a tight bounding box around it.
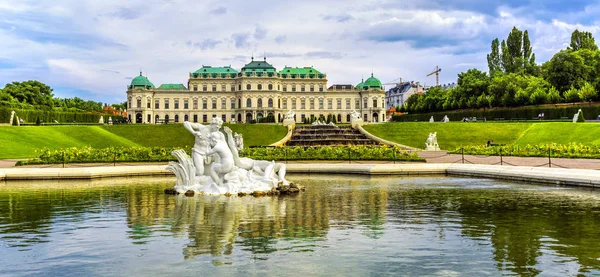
[167,122,294,195]
[425,132,440,151]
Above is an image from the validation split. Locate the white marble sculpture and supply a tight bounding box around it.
[9,111,15,125]
[442,115,450,123]
[425,132,440,151]
[99,116,104,124]
[311,119,325,126]
[284,110,295,120]
[168,119,291,195]
[573,109,582,123]
[283,110,296,127]
[429,116,434,123]
[108,117,113,125]
[350,110,364,128]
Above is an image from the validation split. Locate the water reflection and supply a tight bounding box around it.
[1,176,600,276]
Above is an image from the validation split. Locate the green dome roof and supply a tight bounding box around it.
[131,72,154,88]
[355,79,365,89]
[363,73,382,89]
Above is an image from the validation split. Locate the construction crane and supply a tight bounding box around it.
[426,66,441,86]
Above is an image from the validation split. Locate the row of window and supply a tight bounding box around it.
[191,83,325,92]
[131,97,383,110]
[143,112,378,124]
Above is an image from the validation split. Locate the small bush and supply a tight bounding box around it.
[577,110,586,122]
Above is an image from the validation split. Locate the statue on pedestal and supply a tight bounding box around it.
[425,132,440,151]
[283,110,296,127]
[168,120,294,196]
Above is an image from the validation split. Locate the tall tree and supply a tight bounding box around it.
[487,38,501,76]
[494,27,538,75]
[570,29,598,51]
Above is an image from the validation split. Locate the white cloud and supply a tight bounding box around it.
[0,0,599,103]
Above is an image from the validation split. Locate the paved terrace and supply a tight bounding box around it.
[0,162,599,188]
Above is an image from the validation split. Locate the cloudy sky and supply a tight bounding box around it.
[1,0,599,104]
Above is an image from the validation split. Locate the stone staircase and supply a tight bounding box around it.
[286,125,379,147]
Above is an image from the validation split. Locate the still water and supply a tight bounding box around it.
[1,175,600,276]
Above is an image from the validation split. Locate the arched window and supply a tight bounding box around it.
[337,114,342,122]
[268,84,273,90]
[246,98,252,107]
[155,115,159,124]
[246,84,251,90]
[258,99,263,108]
[174,114,179,123]
[268,98,273,108]
[184,114,189,121]
[346,114,350,122]
[165,115,170,124]
[258,84,262,90]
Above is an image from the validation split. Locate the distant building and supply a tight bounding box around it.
[385,81,423,109]
[125,57,386,124]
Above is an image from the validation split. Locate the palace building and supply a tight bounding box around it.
[126,57,386,124]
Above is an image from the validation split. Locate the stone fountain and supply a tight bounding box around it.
[166,118,300,196]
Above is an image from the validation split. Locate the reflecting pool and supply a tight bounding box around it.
[1,175,600,276]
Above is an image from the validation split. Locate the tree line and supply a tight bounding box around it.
[401,27,600,113]
[0,80,125,112]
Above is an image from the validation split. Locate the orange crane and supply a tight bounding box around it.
[426,66,441,86]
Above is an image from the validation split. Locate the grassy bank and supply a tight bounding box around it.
[0,124,288,159]
[363,122,600,150]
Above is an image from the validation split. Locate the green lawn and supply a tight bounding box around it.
[102,124,288,148]
[0,126,140,159]
[0,124,288,159]
[363,122,600,150]
[224,124,288,147]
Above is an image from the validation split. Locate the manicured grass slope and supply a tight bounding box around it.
[102,124,287,148]
[364,122,531,150]
[516,123,600,145]
[224,124,288,147]
[0,124,288,159]
[0,126,140,159]
[102,125,194,148]
[365,122,600,150]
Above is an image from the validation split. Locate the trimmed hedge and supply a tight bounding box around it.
[0,107,125,124]
[392,102,600,122]
[17,145,424,165]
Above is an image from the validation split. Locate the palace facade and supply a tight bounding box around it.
[126,58,386,124]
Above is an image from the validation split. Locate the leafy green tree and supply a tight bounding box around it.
[578,82,597,102]
[514,88,530,106]
[491,27,538,75]
[529,87,548,105]
[570,29,598,51]
[2,80,54,108]
[476,93,491,108]
[541,50,590,93]
[487,38,502,76]
[546,87,562,104]
[563,86,581,102]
